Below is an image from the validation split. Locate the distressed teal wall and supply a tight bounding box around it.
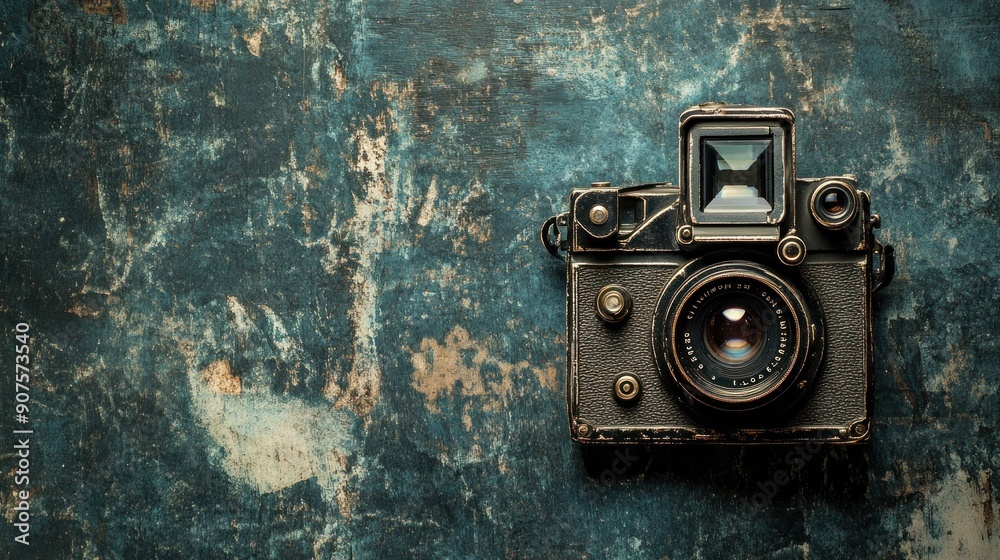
[1,0,998,558]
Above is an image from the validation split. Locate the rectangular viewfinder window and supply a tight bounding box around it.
[701,138,774,213]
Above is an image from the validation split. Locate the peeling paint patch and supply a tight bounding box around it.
[411,326,557,414]
[189,0,216,11]
[209,84,226,107]
[226,296,256,337]
[417,176,438,227]
[189,359,355,498]
[875,116,914,185]
[412,327,494,413]
[457,60,488,85]
[244,28,265,57]
[327,111,395,416]
[351,114,390,194]
[202,359,242,395]
[67,302,101,317]
[901,465,1000,559]
[260,304,296,360]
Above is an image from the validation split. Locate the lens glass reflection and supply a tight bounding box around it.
[702,138,774,213]
[822,190,846,215]
[705,305,765,364]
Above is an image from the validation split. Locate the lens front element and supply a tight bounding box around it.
[705,305,765,364]
[821,191,846,215]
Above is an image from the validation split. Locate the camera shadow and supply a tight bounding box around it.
[579,442,870,508]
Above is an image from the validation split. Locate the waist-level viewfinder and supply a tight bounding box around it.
[682,106,793,240]
[702,137,774,213]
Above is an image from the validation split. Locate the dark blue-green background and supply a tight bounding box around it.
[1,1,998,558]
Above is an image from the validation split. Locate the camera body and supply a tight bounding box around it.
[542,104,894,444]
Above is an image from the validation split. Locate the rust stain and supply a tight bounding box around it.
[189,0,216,11]
[201,359,242,395]
[78,0,126,24]
[332,62,348,97]
[301,202,316,235]
[67,303,101,318]
[936,346,968,410]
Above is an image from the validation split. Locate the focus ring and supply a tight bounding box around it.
[652,260,816,413]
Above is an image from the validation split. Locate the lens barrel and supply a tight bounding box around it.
[653,260,820,414]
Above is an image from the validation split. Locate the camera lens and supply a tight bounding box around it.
[811,181,857,229]
[705,305,765,364]
[821,191,847,215]
[653,261,818,413]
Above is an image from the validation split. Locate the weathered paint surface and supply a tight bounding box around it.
[1,1,998,558]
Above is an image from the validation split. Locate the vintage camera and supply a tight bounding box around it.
[541,103,894,444]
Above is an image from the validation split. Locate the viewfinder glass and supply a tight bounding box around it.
[702,138,774,213]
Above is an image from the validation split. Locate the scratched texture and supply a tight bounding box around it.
[0,0,999,558]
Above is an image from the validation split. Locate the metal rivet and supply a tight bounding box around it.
[614,373,641,404]
[589,205,609,225]
[577,424,591,436]
[590,181,611,189]
[677,225,693,245]
[870,214,881,229]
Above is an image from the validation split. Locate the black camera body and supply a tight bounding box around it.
[541,104,894,444]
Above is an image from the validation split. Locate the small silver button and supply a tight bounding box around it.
[614,373,641,404]
[589,205,609,225]
[596,285,632,323]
